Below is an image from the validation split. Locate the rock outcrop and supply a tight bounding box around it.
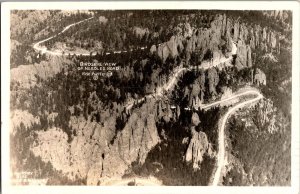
[185,127,211,169]
[235,40,252,69]
[156,36,184,62]
[30,117,113,182]
[31,98,160,185]
[150,45,157,54]
[148,12,286,71]
[191,112,201,126]
[87,99,160,185]
[253,68,266,86]
[207,67,219,96]
[98,16,108,24]
[133,26,150,39]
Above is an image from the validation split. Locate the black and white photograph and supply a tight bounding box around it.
[1,1,299,194]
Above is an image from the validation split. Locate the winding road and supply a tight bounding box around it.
[125,56,233,111]
[33,16,148,56]
[33,17,94,56]
[210,89,263,186]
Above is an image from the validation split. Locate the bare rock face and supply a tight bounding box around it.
[246,45,252,67]
[219,13,284,67]
[191,96,203,110]
[254,68,266,85]
[221,14,227,36]
[116,113,159,165]
[233,21,240,42]
[249,28,256,49]
[270,31,277,49]
[191,82,201,100]
[185,127,209,169]
[209,14,224,50]
[157,36,184,62]
[150,45,157,54]
[183,22,193,38]
[31,127,102,181]
[194,14,225,53]
[239,23,249,43]
[98,16,108,24]
[86,161,105,185]
[198,70,206,101]
[90,99,160,185]
[192,28,211,57]
[213,50,222,64]
[156,14,228,63]
[31,115,114,183]
[235,40,252,69]
[133,26,150,39]
[207,67,219,96]
[31,99,160,185]
[235,40,248,69]
[191,112,200,126]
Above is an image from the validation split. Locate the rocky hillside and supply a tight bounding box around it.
[10,10,292,186]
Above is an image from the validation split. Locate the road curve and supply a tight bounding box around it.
[33,17,94,56]
[33,16,149,57]
[211,89,263,186]
[201,90,259,110]
[125,55,233,111]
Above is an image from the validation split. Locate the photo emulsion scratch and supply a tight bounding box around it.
[8,9,293,187]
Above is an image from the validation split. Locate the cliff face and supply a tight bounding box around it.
[207,67,219,96]
[235,41,252,69]
[155,35,184,62]
[185,127,213,169]
[86,98,160,185]
[133,26,150,39]
[30,116,113,182]
[31,98,160,185]
[153,13,284,69]
[226,15,282,54]
[254,68,267,86]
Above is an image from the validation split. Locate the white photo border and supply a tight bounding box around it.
[1,1,299,194]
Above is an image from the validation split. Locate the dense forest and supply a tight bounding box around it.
[224,102,291,186]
